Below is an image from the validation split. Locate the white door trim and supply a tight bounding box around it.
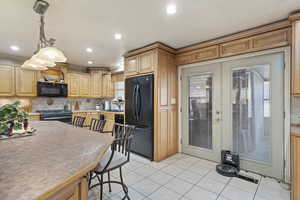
[177,47,291,182]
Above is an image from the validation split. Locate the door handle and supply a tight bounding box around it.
[215,111,222,122]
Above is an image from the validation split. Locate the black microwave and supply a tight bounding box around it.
[37,81,68,97]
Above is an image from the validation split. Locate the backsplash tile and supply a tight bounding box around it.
[0,97,100,112]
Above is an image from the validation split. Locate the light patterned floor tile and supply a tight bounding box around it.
[221,185,254,200]
[164,177,194,195]
[197,177,226,194]
[148,187,182,200]
[184,186,218,200]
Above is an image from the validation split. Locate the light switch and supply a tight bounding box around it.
[171,98,176,105]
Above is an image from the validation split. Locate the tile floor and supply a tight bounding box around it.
[89,153,290,200]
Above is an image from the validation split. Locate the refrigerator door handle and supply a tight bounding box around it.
[133,85,137,120]
[135,84,140,120]
[137,84,142,119]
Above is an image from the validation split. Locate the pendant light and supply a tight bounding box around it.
[22,0,67,70]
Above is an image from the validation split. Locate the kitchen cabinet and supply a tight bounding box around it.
[68,72,91,97]
[47,178,88,200]
[101,112,115,132]
[124,56,138,76]
[15,68,37,97]
[290,14,300,96]
[124,43,178,161]
[292,133,300,200]
[68,73,80,97]
[89,69,103,98]
[124,50,157,77]
[79,73,90,97]
[0,65,15,96]
[102,72,114,98]
[139,50,156,73]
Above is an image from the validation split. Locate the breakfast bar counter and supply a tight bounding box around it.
[0,121,114,200]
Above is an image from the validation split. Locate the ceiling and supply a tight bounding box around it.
[0,0,299,69]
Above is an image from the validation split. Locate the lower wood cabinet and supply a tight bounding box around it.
[102,112,115,132]
[292,134,300,200]
[46,177,88,200]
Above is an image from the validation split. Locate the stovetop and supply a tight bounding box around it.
[37,109,72,117]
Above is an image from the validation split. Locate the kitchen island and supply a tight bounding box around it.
[0,121,114,200]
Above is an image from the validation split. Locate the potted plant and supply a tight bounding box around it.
[0,101,28,136]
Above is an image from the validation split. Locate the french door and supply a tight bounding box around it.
[181,52,285,179]
[181,63,222,161]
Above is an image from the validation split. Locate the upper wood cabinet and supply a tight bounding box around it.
[79,73,90,97]
[125,50,157,77]
[15,68,37,97]
[0,65,15,96]
[68,73,80,97]
[291,14,300,96]
[124,56,138,76]
[139,50,156,73]
[102,72,114,98]
[90,70,103,98]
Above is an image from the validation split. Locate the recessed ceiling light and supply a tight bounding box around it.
[10,45,20,51]
[86,48,93,53]
[88,61,93,65]
[114,33,122,40]
[166,4,177,15]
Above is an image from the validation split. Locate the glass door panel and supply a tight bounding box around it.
[181,63,222,162]
[232,65,271,163]
[222,53,284,179]
[189,74,213,149]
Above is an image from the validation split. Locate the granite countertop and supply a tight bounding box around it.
[0,121,114,200]
[72,110,125,114]
[291,125,300,137]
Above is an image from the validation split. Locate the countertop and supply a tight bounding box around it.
[291,125,300,137]
[0,121,114,200]
[71,110,125,114]
[28,110,125,115]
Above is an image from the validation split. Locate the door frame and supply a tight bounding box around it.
[178,47,290,182]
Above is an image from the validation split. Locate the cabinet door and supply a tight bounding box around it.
[293,21,300,95]
[90,71,103,98]
[139,50,156,73]
[0,65,15,96]
[68,73,80,97]
[79,74,90,97]
[125,56,138,76]
[292,135,300,200]
[15,68,37,97]
[102,73,113,98]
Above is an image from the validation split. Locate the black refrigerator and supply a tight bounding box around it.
[125,74,154,160]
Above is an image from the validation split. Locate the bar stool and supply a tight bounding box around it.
[89,123,136,200]
[72,116,86,127]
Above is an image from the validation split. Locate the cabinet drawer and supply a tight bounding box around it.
[220,38,252,57]
[176,45,219,65]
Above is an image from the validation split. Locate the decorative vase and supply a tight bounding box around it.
[24,119,29,131]
[7,121,14,136]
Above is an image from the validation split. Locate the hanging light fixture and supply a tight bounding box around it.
[22,0,67,70]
